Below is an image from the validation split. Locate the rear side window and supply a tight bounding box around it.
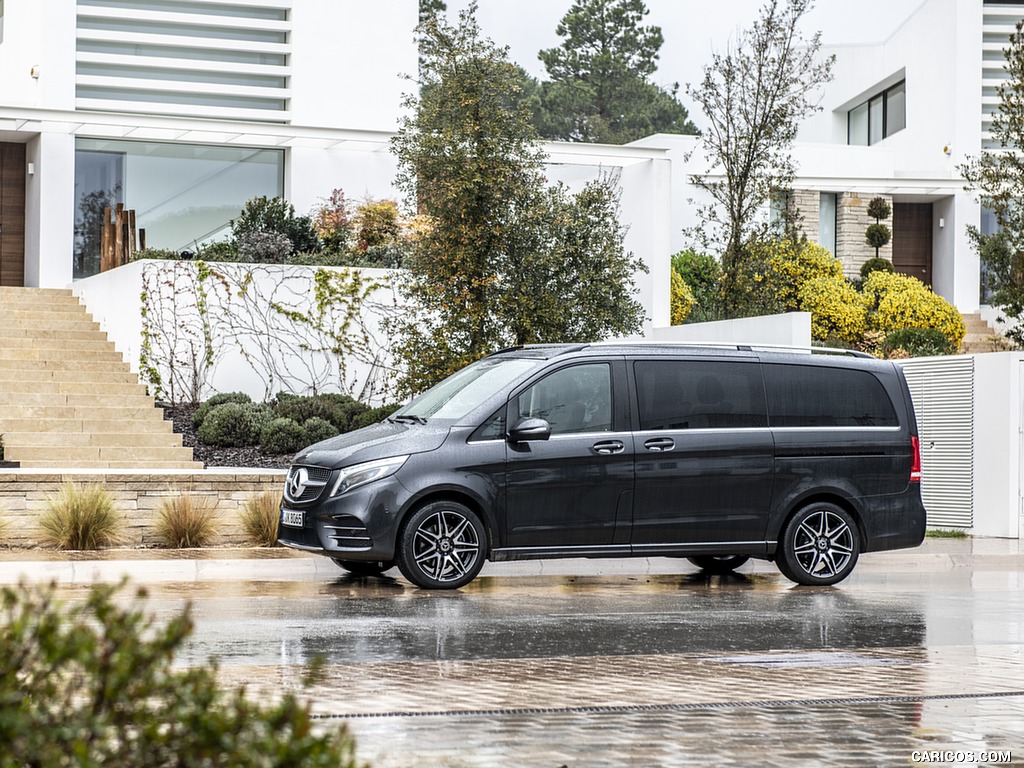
[764,364,898,428]
[634,360,767,430]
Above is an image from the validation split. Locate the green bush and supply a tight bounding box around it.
[670,249,720,319]
[763,238,844,312]
[198,239,240,262]
[798,275,869,345]
[350,404,400,431]
[670,271,694,325]
[193,392,253,429]
[303,417,339,445]
[132,247,182,261]
[40,483,122,550]
[0,581,359,766]
[232,196,321,256]
[860,257,895,279]
[881,327,958,358]
[198,402,267,447]
[273,393,368,433]
[863,271,966,350]
[260,417,307,455]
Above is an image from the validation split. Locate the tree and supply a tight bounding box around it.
[391,4,646,394]
[865,196,892,259]
[686,0,834,317]
[962,20,1024,345]
[536,0,698,143]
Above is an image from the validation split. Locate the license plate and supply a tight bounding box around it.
[281,509,304,528]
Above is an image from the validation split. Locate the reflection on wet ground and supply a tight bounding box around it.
[52,565,1024,766]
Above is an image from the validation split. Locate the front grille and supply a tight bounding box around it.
[284,464,332,504]
[324,514,372,548]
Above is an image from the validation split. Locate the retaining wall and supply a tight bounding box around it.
[0,469,286,548]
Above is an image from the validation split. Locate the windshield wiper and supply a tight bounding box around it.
[390,414,427,425]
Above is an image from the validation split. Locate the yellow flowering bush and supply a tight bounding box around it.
[670,270,695,325]
[758,239,844,311]
[862,271,965,350]
[798,276,869,344]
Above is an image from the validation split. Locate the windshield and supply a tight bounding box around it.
[392,357,538,422]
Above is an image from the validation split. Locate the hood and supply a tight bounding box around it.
[293,420,450,469]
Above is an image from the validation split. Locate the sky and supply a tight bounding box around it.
[445,0,926,111]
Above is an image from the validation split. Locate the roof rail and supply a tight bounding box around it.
[587,340,875,359]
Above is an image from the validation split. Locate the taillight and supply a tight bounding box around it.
[910,436,921,483]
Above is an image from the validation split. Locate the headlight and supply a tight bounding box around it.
[330,455,410,497]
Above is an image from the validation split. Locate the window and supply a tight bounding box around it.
[634,360,767,430]
[847,80,906,146]
[0,0,5,44]
[517,364,612,435]
[764,364,898,428]
[819,193,837,255]
[73,139,283,279]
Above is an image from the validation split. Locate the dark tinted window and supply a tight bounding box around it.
[634,360,767,430]
[516,363,613,435]
[764,364,898,427]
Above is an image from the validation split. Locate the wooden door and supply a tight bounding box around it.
[892,203,933,286]
[0,142,26,287]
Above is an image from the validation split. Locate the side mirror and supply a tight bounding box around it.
[508,417,551,443]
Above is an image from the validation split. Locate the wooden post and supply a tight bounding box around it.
[114,203,125,269]
[128,209,137,261]
[100,206,114,273]
[139,228,147,251]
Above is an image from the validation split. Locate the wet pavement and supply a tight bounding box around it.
[3,541,1023,766]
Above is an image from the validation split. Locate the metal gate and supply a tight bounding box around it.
[899,357,974,528]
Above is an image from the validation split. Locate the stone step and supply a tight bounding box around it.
[0,327,109,341]
[0,287,75,299]
[0,337,118,354]
[0,358,131,373]
[3,431,185,448]
[0,392,157,408]
[0,417,172,434]
[1,307,92,321]
[0,380,148,397]
[0,368,139,384]
[0,318,102,333]
[5,445,196,464]
[0,404,167,420]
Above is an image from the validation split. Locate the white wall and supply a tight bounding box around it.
[23,132,74,288]
[0,0,76,110]
[973,353,1024,538]
[647,313,812,348]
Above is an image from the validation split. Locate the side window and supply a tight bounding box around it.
[634,360,767,430]
[516,364,612,436]
[470,409,506,441]
[764,364,898,427]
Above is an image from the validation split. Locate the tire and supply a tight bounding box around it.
[687,555,750,574]
[331,559,394,577]
[776,502,860,586]
[396,501,487,589]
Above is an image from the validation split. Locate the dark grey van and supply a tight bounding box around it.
[278,344,926,589]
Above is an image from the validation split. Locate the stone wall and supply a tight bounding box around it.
[0,470,286,548]
[788,189,820,244]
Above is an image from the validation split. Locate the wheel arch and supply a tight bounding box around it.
[773,493,867,554]
[398,488,495,555]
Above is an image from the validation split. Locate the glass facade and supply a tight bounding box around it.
[848,81,906,146]
[73,138,283,279]
[819,193,837,255]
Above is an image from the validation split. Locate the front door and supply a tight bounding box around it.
[505,361,633,550]
[0,142,26,287]
[630,358,775,551]
[892,202,933,286]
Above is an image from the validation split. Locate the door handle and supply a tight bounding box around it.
[592,440,625,455]
[644,437,675,452]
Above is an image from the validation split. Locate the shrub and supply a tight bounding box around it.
[155,494,219,548]
[670,248,720,318]
[273,393,368,433]
[39,483,122,550]
[880,327,958,358]
[670,270,694,325]
[260,417,307,455]
[350,404,400,430]
[0,581,360,766]
[303,417,338,445]
[236,230,293,263]
[860,257,895,280]
[763,239,844,312]
[865,222,892,251]
[798,275,869,344]
[863,271,966,350]
[198,402,267,447]
[132,247,182,261]
[240,491,281,547]
[353,199,401,252]
[232,195,320,255]
[198,239,240,262]
[193,391,253,429]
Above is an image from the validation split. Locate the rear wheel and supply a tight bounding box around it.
[777,502,860,586]
[396,501,486,589]
[331,559,394,577]
[686,555,750,574]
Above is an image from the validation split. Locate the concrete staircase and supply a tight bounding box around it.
[0,287,200,469]
[961,312,1010,354]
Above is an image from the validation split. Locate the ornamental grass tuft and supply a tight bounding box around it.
[155,494,219,548]
[40,483,122,550]
[240,491,281,547]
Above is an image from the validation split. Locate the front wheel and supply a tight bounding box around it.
[687,555,750,574]
[331,559,394,577]
[396,501,487,589]
[776,503,860,586]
